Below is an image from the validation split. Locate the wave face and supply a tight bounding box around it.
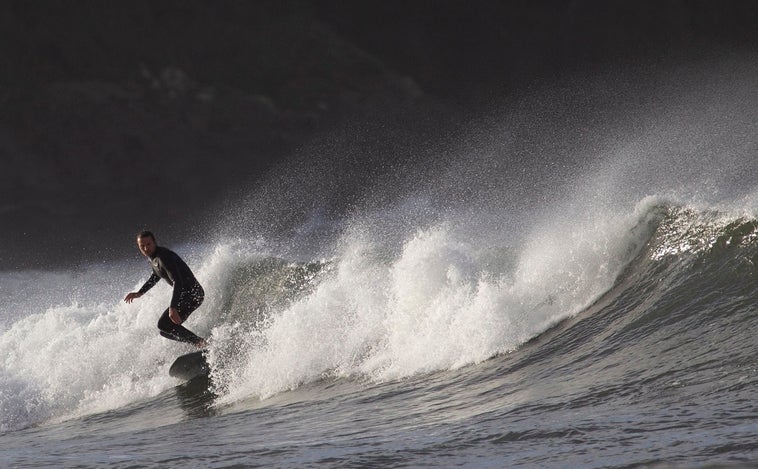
[206,198,658,401]
[3,56,758,467]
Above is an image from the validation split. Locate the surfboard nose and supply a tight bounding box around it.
[169,351,210,381]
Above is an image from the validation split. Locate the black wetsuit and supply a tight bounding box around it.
[137,246,205,346]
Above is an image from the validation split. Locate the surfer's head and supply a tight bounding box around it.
[137,230,157,258]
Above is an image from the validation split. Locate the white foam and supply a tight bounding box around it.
[214,197,661,404]
[0,247,247,431]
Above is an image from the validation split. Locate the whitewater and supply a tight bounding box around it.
[3,58,758,467]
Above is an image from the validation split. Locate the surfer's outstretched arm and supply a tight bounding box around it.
[124,292,142,303]
[124,272,161,303]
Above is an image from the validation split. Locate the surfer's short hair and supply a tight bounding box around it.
[137,230,155,241]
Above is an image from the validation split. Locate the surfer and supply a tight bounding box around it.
[123,231,208,349]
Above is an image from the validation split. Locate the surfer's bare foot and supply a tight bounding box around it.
[196,339,208,349]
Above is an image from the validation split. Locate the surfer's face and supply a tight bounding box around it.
[137,235,157,258]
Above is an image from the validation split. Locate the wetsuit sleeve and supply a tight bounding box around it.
[137,273,161,295]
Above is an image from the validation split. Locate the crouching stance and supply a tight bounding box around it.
[124,231,208,348]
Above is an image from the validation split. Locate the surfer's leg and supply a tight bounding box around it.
[157,285,208,347]
[177,286,208,347]
[157,308,205,346]
[175,285,205,322]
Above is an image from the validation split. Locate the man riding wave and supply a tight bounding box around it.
[124,231,208,348]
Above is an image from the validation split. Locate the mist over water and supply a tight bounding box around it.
[218,52,758,270]
[194,54,758,404]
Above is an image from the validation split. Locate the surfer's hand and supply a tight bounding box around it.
[169,307,182,325]
[124,292,142,303]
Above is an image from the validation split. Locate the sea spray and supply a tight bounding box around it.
[211,196,663,404]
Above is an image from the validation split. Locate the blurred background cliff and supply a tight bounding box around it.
[2,0,757,268]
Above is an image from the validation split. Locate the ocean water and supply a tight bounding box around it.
[3,60,758,468]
